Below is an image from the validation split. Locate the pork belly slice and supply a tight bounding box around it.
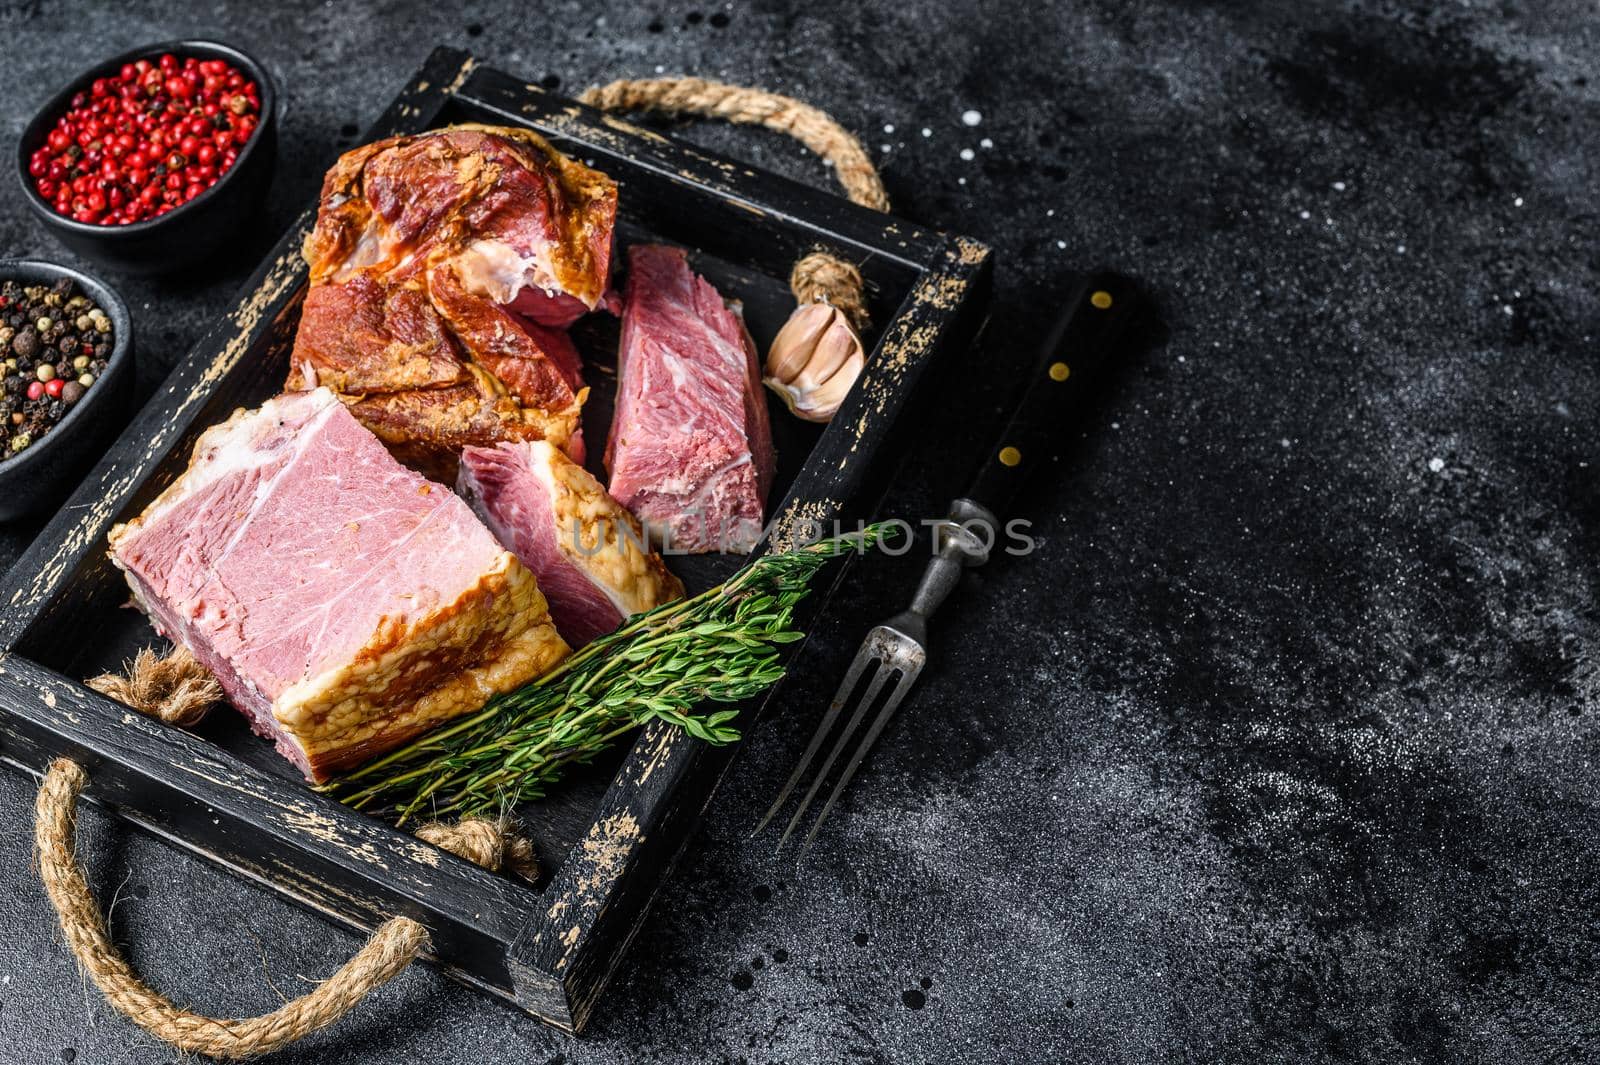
[107,388,571,782]
[459,441,685,647]
[606,245,776,554]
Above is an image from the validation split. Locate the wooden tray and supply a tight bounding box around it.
[0,47,990,1032]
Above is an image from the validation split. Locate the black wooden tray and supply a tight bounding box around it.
[0,47,990,1032]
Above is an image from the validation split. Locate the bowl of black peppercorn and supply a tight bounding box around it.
[0,260,134,521]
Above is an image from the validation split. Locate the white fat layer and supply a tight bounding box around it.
[454,237,561,305]
[329,219,390,283]
[533,451,635,620]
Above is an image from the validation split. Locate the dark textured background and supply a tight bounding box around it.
[2,1,1598,1062]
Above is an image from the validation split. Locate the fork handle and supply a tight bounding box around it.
[911,502,993,612]
[963,272,1138,513]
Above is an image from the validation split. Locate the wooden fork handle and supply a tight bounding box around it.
[963,272,1139,514]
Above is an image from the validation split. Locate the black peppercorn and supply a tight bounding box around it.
[12,328,38,359]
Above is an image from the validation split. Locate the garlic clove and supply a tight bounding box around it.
[765,302,837,383]
[793,314,859,389]
[763,301,866,423]
[790,349,864,422]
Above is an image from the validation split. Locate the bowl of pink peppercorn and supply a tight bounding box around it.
[16,40,277,275]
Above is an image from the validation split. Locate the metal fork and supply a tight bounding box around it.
[754,500,993,857]
[754,272,1139,858]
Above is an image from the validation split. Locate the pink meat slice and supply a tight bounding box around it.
[605,244,775,553]
[459,440,685,647]
[106,388,569,780]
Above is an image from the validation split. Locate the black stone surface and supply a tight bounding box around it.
[2,2,1597,1061]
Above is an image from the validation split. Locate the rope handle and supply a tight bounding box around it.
[579,77,889,332]
[34,759,534,1060]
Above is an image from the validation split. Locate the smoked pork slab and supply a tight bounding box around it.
[459,441,685,647]
[107,388,571,781]
[288,125,618,476]
[606,244,775,553]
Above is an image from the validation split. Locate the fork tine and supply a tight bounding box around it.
[775,656,894,851]
[751,642,876,836]
[795,663,921,861]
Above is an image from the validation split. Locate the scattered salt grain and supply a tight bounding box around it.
[881,144,892,153]
[883,123,895,134]
[654,64,665,74]
[1514,196,1524,206]
[1280,438,1292,448]
[1396,245,1407,254]
[1056,240,1066,249]
[1298,209,1311,220]
[921,127,932,138]
[1333,180,1346,191]
[1428,457,1445,473]
[961,109,982,126]
[980,137,994,149]
[959,147,975,161]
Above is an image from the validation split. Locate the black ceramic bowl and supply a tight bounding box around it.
[0,260,134,522]
[16,40,278,276]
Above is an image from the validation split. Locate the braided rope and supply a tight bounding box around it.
[35,759,538,1058]
[580,77,888,328]
[37,760,421,1058]
[86,645,220,728]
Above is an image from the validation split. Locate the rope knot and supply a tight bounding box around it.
[86,645,221,728]
[415,818,541,881]
[789,251,869,329]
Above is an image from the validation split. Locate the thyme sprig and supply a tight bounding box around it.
[319,525,886,824]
